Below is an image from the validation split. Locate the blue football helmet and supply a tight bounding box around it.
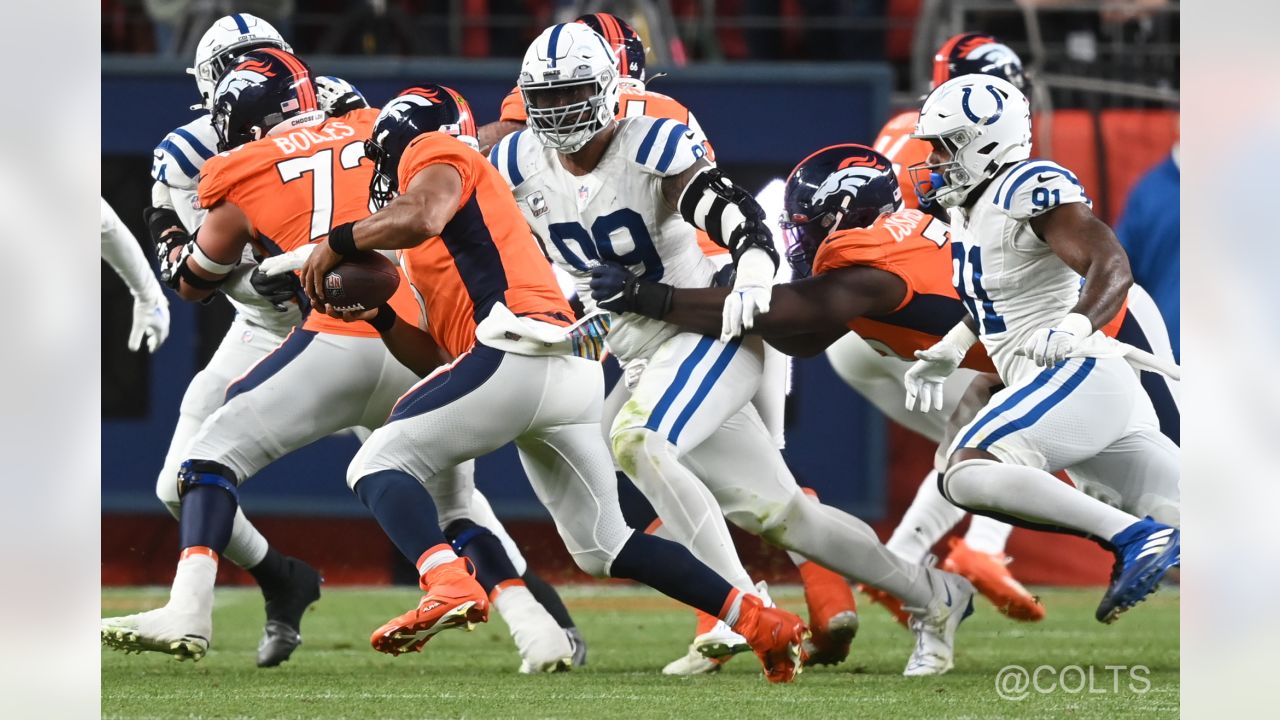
[365,85,478,209]
[576,12,646,87]
[209,48,322,151]
[781,144,902,278]
[933,32,1028,93]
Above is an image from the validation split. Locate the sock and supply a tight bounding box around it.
[608,532,735,618]
[416,544,459,576]
[246,546,290,593]
[353,470,450,565]
[885,471,967,564]
[719,588,745,626]
[170,546,218,613]
[223,507,269,569]
[521,568,577,630]
[964,515,1014,555]
[178,486,237,554]
[444,519,521,593]
[945,459,1138,542]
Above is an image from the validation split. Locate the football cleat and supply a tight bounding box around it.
[858,583,910,627]
[693,611,751,660]
[565,626,588,667]
[797,561,859,666]
[370,557,489,656]
[101,605,211,662]
[1096,518,1180,624]
[497,584,574,674]
[731,594,809,684]
[663,646,729,676]
[902,569,975,677]
[941,538,1044,622]
[257,556,322,667]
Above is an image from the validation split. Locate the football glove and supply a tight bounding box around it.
[588,262,672,319]
[1019,313,1093,368]
[129,293,170,353]
[720,246,775,342]
[904,321,978,413]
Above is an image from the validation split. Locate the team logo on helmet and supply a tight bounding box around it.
[813,166,891,208]
[960,84,1006,125]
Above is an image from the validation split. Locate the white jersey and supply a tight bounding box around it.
[151,115,301,335]
[947,158,1092,382]
[490,116,717,362]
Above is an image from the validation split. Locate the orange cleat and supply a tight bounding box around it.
[731,593,809,683]
[797,561,859,667]
[858,583,910,627]
[370,556,490,655]
[941,537,1044,622]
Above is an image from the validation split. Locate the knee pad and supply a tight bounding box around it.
[444,519,493,553]
[940,458,999,508]
[177,459,240,500]
[724,487,804,542]
[610,426,660,478]
[155,468,182,514]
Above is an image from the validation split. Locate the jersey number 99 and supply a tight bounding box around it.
[548,209,665,280]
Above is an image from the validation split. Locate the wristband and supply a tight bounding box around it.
[941,320,979,350]
[367,304,396,333]
[1059,312,1094,338]
[328,222,358,256]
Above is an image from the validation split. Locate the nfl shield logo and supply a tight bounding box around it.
[578,185,590,204]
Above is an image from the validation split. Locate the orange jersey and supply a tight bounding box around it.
[813,208,1127,370]
[872,110,931,212]
[395,132,574,358]
[499,85,725,259]
[198,108,417,337]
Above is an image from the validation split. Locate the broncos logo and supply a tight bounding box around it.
[812,166,885,207]
[213,66,273,103]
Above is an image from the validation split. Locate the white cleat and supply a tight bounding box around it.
[101,605,212,662]
[497,585,574,674]
[902,569,975,677]
[662,645,726,675]
[693,618,751,660]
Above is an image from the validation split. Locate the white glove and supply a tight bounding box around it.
[129,293,170,353]
[904,322,977,413]
[720,247,776,343]
[258,244,316,277]
[1019,313,1093,368]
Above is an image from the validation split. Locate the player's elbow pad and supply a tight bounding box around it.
[678,167,779,267]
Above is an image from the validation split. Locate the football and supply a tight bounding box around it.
[322,251,399,312]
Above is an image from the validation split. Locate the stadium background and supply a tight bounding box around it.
[101,0,1178,588]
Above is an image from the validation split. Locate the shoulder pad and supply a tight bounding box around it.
[151,115,219,190]
[624,116,706,177]
[990,159,1091,221]
[488,129,535,190]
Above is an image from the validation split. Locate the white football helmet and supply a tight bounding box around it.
[910,74,1031,208]
[518,23,620,154]
[315,76,369,117]
[188,14,291,111]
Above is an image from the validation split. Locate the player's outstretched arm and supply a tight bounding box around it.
[1032,202,1133,331]
[301,163,464,304]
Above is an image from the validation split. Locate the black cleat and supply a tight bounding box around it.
[256,557,322,668]
[565,626,588,667]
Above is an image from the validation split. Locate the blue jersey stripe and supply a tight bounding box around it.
[635,118,671,166]
[505,131,525,186]
[645,336,714,433]
[173,127,215,159]
[232,14,249,33]
[977,358,1096,450]
[158,139,201,178]
[999,164,1084,210]
[992,159,1035,205]
[654,123,692,173]
[488,141,501,168]
[668,339,740,444]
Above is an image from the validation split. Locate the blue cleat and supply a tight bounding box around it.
[1096,518,1180,624]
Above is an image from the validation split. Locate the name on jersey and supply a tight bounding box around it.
[272,121,357,155]
[883,209,926,242]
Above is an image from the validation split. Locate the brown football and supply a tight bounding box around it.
[322,251,399,312]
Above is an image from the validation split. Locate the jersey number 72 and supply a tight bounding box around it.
[275,140,366,240]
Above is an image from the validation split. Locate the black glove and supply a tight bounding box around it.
[143,207,191,286]
[250,266,302,312]
[588,262,672,320]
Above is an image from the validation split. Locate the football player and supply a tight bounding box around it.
[493,23,976,677]
[297,85,810,684]
[142,14,319,667]
[102,52,575,673]
[907,75,1179,623]
[482,12,856,673]
[102,198,169,353]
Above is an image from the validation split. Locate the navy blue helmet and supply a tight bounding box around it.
[209,48,321,151]
[933,32,1028,93]
[781,144,902,278]
[365,85,478,209]
[576,12,646,84]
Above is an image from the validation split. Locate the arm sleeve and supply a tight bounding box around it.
[101,198,162,300]
[993,160,1091,222]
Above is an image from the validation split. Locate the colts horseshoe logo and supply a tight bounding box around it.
[961,85,1004,125]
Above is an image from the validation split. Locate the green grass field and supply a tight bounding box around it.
[102,585,1178,719]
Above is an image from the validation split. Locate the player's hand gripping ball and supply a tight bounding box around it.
[321,251,400,312]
